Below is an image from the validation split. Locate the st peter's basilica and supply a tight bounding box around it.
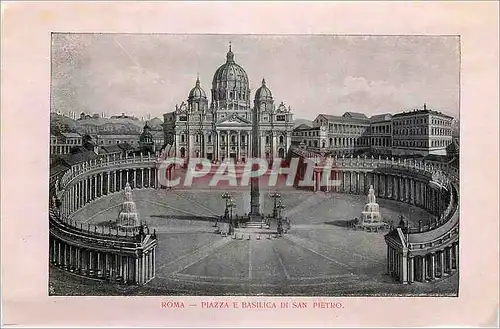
[163,44,294,162]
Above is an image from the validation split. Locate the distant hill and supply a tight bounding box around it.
[293,118,313,128]
[50,113,77,134]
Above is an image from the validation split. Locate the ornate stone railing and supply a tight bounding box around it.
[60,152,159,188]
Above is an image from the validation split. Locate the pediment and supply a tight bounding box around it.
[217,114,251,126]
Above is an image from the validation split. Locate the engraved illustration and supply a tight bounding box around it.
[49,34,460,296]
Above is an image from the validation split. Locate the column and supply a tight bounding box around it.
[429,253,436,280]
[142,254,146,283]
[100,173,104,197]
[94,175,97,200]
[401,252,408,284]
[135,258,139,284]
[272,132,277,159]
[314,170,321,192]
[356,172,360,194]
[81,249,86,275]
[216,131,221,160]
[447,247,453,272]
[152,249,156,278]
[114,254,119,280]
[75,182,79,210]
[63,244,68,269]
[453,243,459,269]
[392,176,397,200]
[141,168,145,188]
[124,257,129,283]
[386,247,391,274]
[237,131,241,161]
[439,250,445,277]
[97,252,102,277]
[133,169,137,188]
[421,256,427,282]
[69,245,73,270]
[408,256,414,283]
[52,239,57,264]
[89,250,94,276]
[76,248,81,273]
[126,170,129,185]
[107,171,110,194]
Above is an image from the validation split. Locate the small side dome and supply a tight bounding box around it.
[255,78,273,100]
[188,76,207,100]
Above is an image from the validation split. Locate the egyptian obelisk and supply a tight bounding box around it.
[250,95,261,217]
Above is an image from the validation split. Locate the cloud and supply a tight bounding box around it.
[340,76,397,97]
[322,76,409,114]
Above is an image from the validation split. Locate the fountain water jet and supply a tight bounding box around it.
[117,182,141,232]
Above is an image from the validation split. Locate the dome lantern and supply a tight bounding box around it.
[255,77,273,101]
[188,75,207,100]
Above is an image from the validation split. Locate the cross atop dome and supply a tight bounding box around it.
[262,77,266,86]
[226,41,234,62]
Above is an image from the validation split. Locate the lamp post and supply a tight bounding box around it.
[221,191,232,221]
[277,200,285,219]
[228,198,237,233]
[269,191,282,218]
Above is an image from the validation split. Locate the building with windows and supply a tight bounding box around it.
[50,132,83,156]
[291,124,327,151]
[293,105,454,158]
[95,133,141,147]
[301,112,371,155]
[163,45,294,162]
[369,113,393,155]
[392,104,453,156]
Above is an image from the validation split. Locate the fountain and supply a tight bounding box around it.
[358,185,387,230]
[117,183,141,232]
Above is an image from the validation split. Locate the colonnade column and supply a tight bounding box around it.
[107,172,110,194]
[421,256,427,282]
[429,253,436,280]
[439,250,445,277]
[408,256,415,283]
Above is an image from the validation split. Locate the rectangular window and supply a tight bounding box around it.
[179,116,187,121]
[276,115,285,121]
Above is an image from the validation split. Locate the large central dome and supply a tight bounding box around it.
[211,44,250,105]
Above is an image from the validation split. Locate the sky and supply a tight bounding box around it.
[51,34,460,120]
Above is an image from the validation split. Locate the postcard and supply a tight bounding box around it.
[1,2,498,327]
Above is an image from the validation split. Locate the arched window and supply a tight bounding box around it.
[266,136,270,144]
[279,136,284,144]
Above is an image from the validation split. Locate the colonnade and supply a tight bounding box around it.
[387,241,459,284]
[49,235,156,285]
[60,167,159,218]
[52,158,159,286]
[311,169,448,217]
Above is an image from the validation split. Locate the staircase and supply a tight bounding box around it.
[243,221,269,229]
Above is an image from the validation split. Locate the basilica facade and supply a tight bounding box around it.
[163,45,294,162]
